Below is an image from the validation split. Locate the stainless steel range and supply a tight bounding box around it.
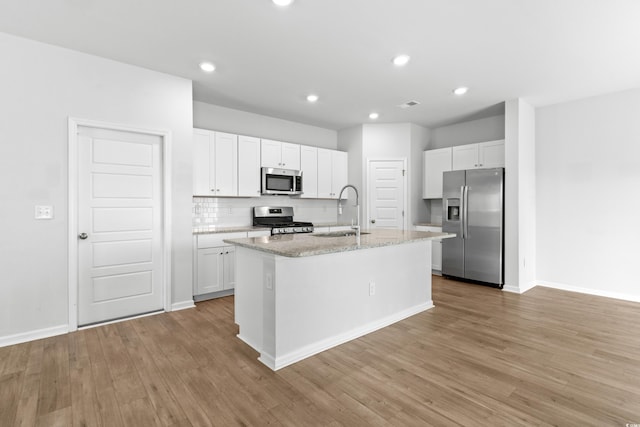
[252,206,314,235]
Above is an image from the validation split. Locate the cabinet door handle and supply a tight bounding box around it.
[78,233,88,240]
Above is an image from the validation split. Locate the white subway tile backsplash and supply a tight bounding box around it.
[192,196,340,232]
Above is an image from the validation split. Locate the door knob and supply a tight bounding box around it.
[78,233,88,240]
[371,219,376,224]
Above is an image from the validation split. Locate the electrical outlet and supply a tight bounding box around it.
[369,282,376,296]
[35,205,54,219]
[265,273,273,290]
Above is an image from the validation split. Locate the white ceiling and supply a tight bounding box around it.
[2,0,640,130]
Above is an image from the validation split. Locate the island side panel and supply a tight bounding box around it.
[235,246,267,352]
[270,240,432,370]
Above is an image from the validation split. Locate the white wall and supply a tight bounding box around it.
[504,99,536,294]
[0,33,194,343]
[337,125,364,223]
[536,88,640,301]
[429,115,505,149]
[337,123,430,229]
[194,101,337,149]
[410,124,431,224]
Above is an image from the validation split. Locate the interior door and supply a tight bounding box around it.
[368,160,405,229]
[77,126,164,326]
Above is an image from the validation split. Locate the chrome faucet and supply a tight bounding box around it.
[337,184,360,244]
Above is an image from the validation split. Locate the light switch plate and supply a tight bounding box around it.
[35,205,54,219]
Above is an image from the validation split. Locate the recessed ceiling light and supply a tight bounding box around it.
[392,55,411,66]
[306,94,319,103]
[453,87,469,96]
[273,0,294,6]
[199,62,216,73]
[369,112,379,120]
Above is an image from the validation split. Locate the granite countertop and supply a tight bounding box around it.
[224,229,455,258]
[193,226,271,235]
[414,222,443,228]
[311,222,353,228]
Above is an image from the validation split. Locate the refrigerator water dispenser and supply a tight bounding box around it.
[446,199,460,221]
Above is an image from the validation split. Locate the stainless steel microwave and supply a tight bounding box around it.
[261,167,303,196]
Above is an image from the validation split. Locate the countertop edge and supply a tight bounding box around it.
[224,231,455,258]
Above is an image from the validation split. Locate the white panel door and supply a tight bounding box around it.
[78,126,164,325]
[238,135,261,197]
[368,160,405,230]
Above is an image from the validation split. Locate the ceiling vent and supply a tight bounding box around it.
[398,100,420,109]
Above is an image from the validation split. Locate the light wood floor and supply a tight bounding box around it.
[2,276,640,426]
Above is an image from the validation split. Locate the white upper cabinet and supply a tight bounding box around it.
[452,139,504,170]
[478,139,505,168]
[423,147,452,199]
[213,132,238,196]
[332,150,348,197]
[261,139,301,170]
[300,145,318,198]
[452,144,479,170]
[193,129,237,196]
[317,148,348,199]
[237,135,261,197]
[281,142,301,170]
[193,129,213,196]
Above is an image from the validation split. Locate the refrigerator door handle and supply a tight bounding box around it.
[463,185,469,239]
[460,186,465,239]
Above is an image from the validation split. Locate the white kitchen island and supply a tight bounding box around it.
[224,229,453,371]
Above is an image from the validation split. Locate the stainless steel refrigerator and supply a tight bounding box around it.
[442,168,504,287]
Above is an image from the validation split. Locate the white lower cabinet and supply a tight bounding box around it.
[196,245,234,294]
[194,230,270,300]
[415,225,442,273]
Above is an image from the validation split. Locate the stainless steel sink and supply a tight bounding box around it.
[312,231,370,238]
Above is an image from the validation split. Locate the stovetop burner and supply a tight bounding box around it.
[253,206,314,235]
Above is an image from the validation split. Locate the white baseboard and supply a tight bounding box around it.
[0,324,68,348]
[502,280,537,294]
[237,333,261,353]
[537,281,640,303]
[261,301,435,371]
[171,300,195,311]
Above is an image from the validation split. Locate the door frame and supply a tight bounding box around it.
[365,158,408,230]
[67,117,173,331]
